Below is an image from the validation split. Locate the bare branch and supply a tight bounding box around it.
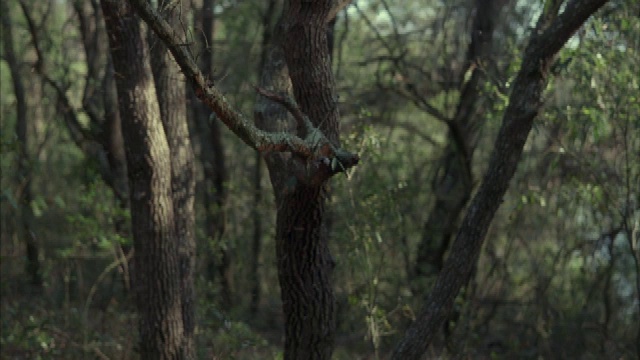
[128,0,359,177]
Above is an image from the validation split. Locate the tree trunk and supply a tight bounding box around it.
[411,0,503,345]
[150,1,197,357]
[129,0,358,357]
[273,1,340,358]
[101,1,192,358]
[413,0,501,284]
[1,2,42,288]
[74,0,132,292]
[392,0,610,358]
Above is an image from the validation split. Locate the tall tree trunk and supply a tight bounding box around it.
[1,2,42,288]
[249,152,263,315]
[129,0,358,357]
[256,1,340,357]
[273,1,340,358]
[101,1,192,358]
[192,0,232,309]
[73,0,132,291]
[413,0,502,285]
[250,0,279,317]
[392,0,610,357]
[74,0,129,205]
[150,1,197,357]
[411,0,503,345]
[103,57,130,223]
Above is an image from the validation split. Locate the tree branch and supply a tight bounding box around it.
[392,0,611,358]
[128,0,358,177]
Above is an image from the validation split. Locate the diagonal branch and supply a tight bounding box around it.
[392,0,611,358]
[128,0,358,178]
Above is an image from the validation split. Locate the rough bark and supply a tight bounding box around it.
[150,1,197,357]
[101,1,190,358]
[392,0,610,358]
[1,1,42,288]
[255,0,342,357]
[131,1,357,357]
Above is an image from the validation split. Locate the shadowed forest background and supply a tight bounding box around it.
[1,0,638,359]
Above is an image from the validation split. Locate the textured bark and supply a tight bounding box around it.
[150,1,197,357]
[255,1,339,357]
[131,0,357,357]
[275,185,335,360]
[101,1,190,358]
[276,1,339,358]
[1,2,42,287]
[392,0,610,358]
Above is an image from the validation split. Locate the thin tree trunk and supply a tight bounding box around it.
[103,57,130,225]
[392,0,610,357]
[249,152,263,315]
[192,0,233,309]
[74,0,132,292]
[129,0,358,357]
[1,2,42,288]
[101,1,191,358]
[249,0,279,317]
[150,1,197,357]
[413,0,502,285]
